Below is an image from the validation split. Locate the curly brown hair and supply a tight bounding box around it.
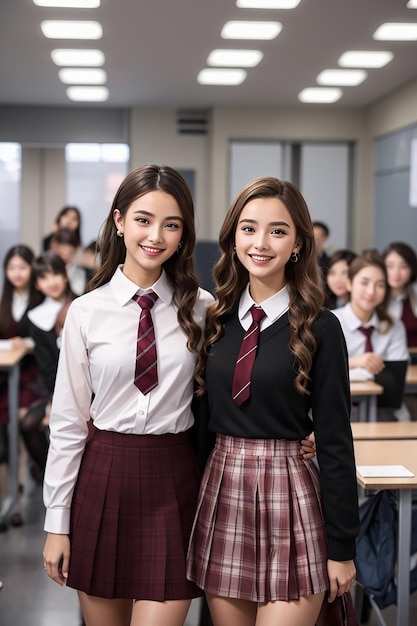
[197,177,324,395]
[89,164,203,365]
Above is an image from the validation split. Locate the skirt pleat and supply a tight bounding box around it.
[186,434,328,602]
[67,427,202,601]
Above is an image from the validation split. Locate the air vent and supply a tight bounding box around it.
[176,110,209,135]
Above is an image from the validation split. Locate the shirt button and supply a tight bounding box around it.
[138,410,144,415]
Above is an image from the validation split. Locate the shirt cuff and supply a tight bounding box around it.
[44,507,71,534]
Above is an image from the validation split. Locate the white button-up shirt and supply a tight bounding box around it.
[44,267,213,533]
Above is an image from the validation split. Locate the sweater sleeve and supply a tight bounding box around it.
[310,310,359,561]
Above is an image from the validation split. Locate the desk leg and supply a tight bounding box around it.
[368,395,377,422]
[358,398,367,422]
[396,489,411,626]
[1,364,20,521]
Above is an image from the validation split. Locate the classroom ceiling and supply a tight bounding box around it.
[1,0,417,110]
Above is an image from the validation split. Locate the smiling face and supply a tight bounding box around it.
[36,271,68,301]
[348,264,386,322]
[234,196,300,299]
[114,190,184,287]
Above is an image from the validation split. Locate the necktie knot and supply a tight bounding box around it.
[251,306,266,324]
[134,291,158,310]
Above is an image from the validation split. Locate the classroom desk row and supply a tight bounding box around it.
[352,422,417,626]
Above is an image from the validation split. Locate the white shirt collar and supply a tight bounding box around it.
[239,283,290,324]
[343,302,379,331]
[110,266,174,307]
[27,297,64,331]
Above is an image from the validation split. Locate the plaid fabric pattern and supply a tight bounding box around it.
[67,428,202,601]
[187,434,328,602]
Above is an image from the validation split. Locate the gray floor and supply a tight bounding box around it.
[1,478,416,626]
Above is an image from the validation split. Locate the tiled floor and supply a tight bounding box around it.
[1,477,417,626]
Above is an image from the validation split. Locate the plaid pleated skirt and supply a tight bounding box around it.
[186,434,328,602]
[67,427,203,601]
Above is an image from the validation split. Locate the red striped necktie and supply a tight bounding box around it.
[358,325,374,352]
[133,291,158,394]
[232,306,266,406]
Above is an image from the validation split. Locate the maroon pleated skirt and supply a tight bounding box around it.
[186,434,328,602]
[67,427,203,601]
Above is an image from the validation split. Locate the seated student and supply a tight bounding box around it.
[325,248,357,309]
[20,252,75,482]
[49,228,88,296]
[332,251,409,420]
[0,245,44,530]
[42,205,82,252]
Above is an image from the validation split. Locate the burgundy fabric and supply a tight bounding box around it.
[187,434,328,602]
[232,306,266,406]
[67,427,202,601]
[358,325,374,352]
[401,296,417,347]
[133,291,158,394]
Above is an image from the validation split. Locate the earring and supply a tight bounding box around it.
[290,251,299,263]
[176,241,183,253]
[116,229,123,238]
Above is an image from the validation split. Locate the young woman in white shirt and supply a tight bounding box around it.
[41,165,215,626]
[332,251,409,374]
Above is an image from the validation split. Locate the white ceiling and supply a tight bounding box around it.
[1,0,417,109]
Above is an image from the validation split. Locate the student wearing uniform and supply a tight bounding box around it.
[187,177,359,626]
[42,165,215,626]
[42,205,82,252]
[22,252,75,480]
[0,245,43,529]
[324,248,357,309]
[49,227,88,296]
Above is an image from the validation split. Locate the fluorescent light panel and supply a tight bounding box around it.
[51,49,104,66]
[373,22,417,40]
[407,0,417,7]
[34,0,100,6]
[197,68,247,85]
[317,69,367,86]
[298,88,342,103]
[66,86,108,101]
[221,21,282,40]
[338,50,393,68]
[236,0,301,8]
[41,20,102,39]
[59,68,107,84]
[207,49,263,67]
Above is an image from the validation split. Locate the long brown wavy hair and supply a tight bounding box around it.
[197,177,324,395]
[347,251,393,333]
[89,164,203,362]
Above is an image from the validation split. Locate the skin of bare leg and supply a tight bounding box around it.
[206,593,257,626]
[130,598,192,626]
[77,592,133,626]
[256,592,325,626]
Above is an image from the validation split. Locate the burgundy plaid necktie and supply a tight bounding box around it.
[133,291,158,394]
[358,325,374,352]
[232,306,266,406]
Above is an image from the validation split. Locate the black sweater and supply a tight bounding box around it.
[205,307,359,561]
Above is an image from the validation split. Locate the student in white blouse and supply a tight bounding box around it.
[42,165,215,626]
[332,251,409,418]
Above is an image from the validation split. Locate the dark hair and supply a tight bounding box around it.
[325,248,357,308]
[50,227,80,249]
[382,241,417,285]
[0,245,43,337]
[312,221,330,237]
[89,164,203,371]
[348,251,392,330]
[31,251,74,301]
[199,177,324,395]
[55,205,82,247]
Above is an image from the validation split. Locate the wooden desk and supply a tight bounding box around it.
[350,380,384,422]
[354,439,417,626]
[0,345,29,523]
[351,421,417,440]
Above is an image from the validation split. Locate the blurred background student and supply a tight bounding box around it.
[332,251,409,421]
[312,220,331,280]
[325,248,357,309]
[49,228,88,296]
[0,245,44,530]
[42,205,82,253]
[21,252,75,484]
